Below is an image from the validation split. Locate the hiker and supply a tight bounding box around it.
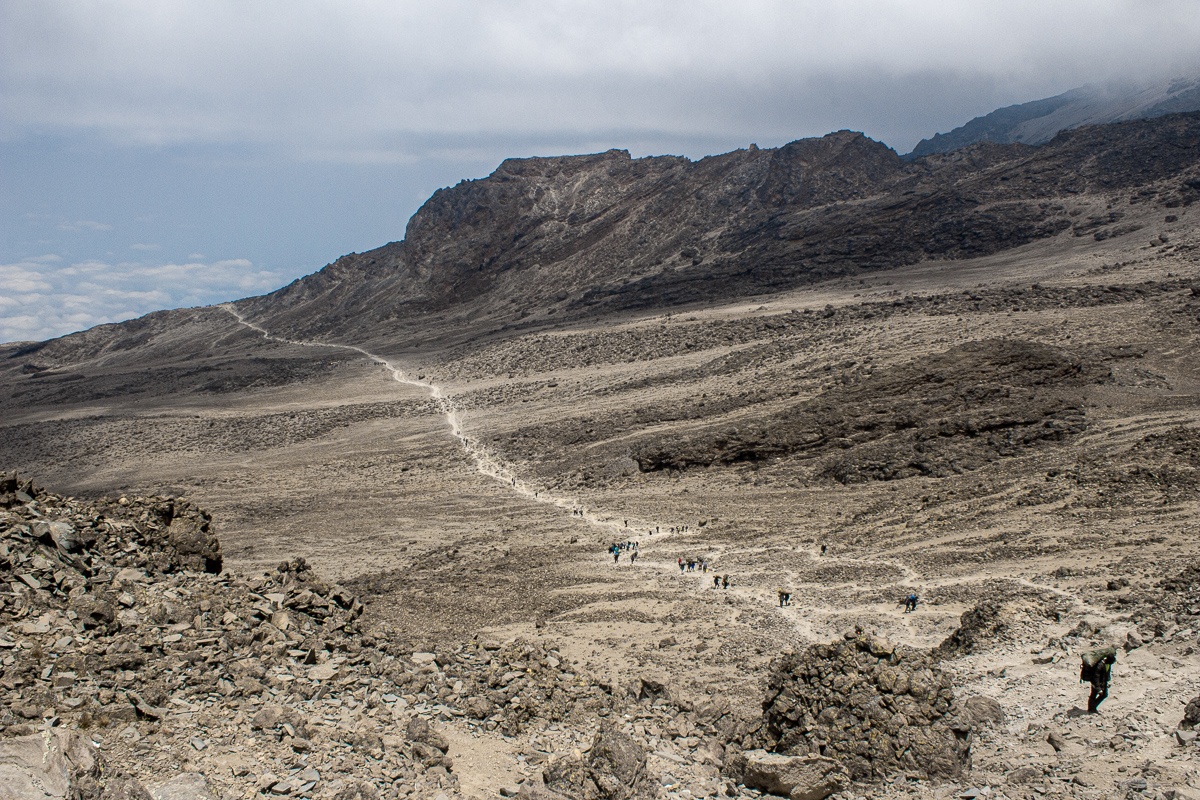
[904,593,918,612]
[678,558,685,574]
[713,575,721,589]
[721,575,730,589]
[1081,647,1117,713]
[630,550,638,565]
[777,589,789,607]
[820,543,827,556]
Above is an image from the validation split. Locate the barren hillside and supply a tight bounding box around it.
[2,114,1200,799]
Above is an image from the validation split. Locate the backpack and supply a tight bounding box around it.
[1080,646,1117,682]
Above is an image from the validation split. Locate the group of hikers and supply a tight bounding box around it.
[609,541,639,563]
[600,534,1119,715]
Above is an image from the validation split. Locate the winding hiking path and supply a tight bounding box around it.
[221,305,1098,629]
[222,304,632,536]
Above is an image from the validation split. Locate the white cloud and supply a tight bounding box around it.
[129,242,160,251]
[0,255,284,343]
[56,220,113,232]
[3,1,1198,155]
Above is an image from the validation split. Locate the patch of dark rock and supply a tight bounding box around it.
[753,632,969,781]
[633,338,1100,481]
[935,600,1010,657]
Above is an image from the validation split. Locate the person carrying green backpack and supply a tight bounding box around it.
[1080,646,1117,713]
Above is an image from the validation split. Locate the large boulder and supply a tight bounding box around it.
[734,751,848,800]
[162,501,222,573]
[1182,694,1200,729]
[759,633,970,781]
[406,716,449,752]
[0,729,112,800]
[543,722,654,800]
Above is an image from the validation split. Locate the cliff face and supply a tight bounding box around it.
[236,112,1200,342]
[240,131,911,337]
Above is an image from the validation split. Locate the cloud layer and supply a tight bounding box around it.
[5,1,1199,156]
[0,256,283,343]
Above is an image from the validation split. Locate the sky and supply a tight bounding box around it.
[3,1,1200,343]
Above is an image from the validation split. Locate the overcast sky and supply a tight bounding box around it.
[3,1,1199,343]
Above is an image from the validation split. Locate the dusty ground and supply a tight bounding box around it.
[2,197,1200,797]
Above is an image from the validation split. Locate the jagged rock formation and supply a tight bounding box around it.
[222,112,1200,344]
[911,75,1200,156]
[755,633,969,781]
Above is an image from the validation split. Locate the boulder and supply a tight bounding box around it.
[588,723,651,799]
[406,716,448,752]
[150,773,214,800]
[1181,694,1200,729]
[163,502,222,574]
[738,751,848,800]
[0,730,102,800]
[959,695,1006,727]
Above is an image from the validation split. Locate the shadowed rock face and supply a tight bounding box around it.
[910,76,1200,157]
[235,113,1200,342]
[632,338,1104,481]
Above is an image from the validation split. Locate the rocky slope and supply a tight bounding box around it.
[1,473,1025,800]
[222,113,1200,347]
[910,76,1200,157]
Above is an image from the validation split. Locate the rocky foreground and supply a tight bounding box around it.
[3,472,1200,800]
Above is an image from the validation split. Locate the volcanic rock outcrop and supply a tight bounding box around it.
[754,633,970,781]
[632,338,1101,480]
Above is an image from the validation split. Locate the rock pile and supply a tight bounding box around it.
[755,632,970,781]
[0,473,656,799]
[934,599,1009,657]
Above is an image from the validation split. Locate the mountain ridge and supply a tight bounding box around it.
[234,112,1200,344]
[910,75,1200,157]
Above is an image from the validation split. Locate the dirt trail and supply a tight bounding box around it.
[222,305,642,536]
[222,305,1104,637]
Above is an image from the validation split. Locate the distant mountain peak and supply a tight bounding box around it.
[909,74,1200,157]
